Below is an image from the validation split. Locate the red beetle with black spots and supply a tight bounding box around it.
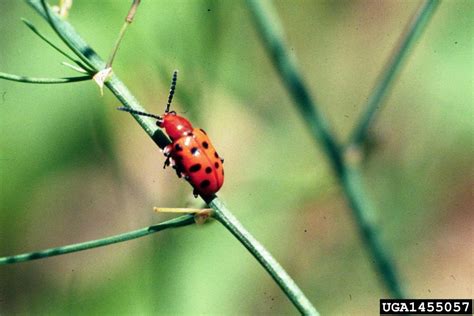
[118,71,224,198]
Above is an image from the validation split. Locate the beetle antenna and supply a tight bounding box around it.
[117,107,162,120]
[165,70,178,113]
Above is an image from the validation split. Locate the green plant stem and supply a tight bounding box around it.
[105,76,171,148]
[0,71,91,84]
[0,215,195,265]
[211,199,319,315]
[246,0,405,299]
[348,0,440,148]
[18,1,319,314]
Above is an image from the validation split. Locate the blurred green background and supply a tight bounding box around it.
[0,0,472,314]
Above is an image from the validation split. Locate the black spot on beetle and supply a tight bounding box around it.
[174,143,183,151]
[200,179,210,188]
[214,151,219,159]
[214,162,219,169]
[191,147,199,155]
[205,167,212,174]
[202,141,209,149]
[189,164,201,172]
[200,128,207,135]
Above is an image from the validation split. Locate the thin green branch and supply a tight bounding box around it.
[106,0,141,68]
[0,71,90,84]
[245,0,343,174]
[61,61,88,74]
[21,18,91,72]
[37,0,96,70]
[339,165,405,298]
[348,0,440,148]
[211,199,319,316]
[246,0,405,299]
[0,215,195,265]
[106,22,128,68]
[26,0,170,147]
[19,1,318,314]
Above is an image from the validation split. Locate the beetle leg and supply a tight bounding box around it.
[173,163,184,178]
[163,144,173,169]
[171,165,181,178]
[192,188,199,198]
[163,156,171,169]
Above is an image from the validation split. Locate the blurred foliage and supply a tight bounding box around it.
[0,0,472,314]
